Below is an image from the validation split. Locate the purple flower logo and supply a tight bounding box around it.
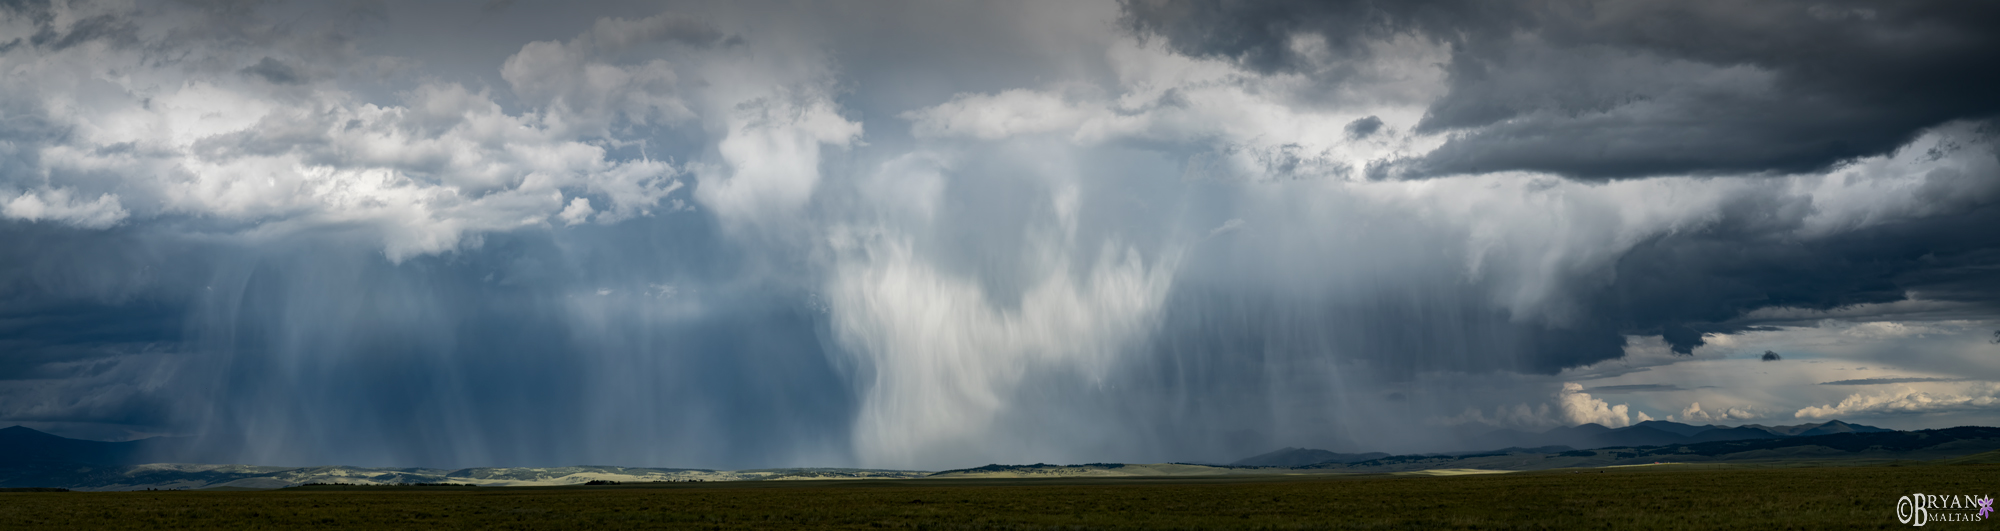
[1978,496,1994,520]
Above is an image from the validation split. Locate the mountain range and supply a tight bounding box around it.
[0,426,192,467]
[1294,425,2000,473]
[935,425,2000,478]
[1475,419,1889,450]
[1232,420,1888,466]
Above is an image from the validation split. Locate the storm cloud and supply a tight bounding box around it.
[1121,0,2000,178]
[0,0,1995,469]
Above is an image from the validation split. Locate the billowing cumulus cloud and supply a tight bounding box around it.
[0,0,1996,470]
[1797,384,2000,419]
[2,188,126,228]
[694,89,861,228]
[1447,383,1637,429]
[0,1,696,260]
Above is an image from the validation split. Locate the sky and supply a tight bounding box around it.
[0,0,1997,471]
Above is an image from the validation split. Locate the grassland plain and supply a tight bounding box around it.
[1,462,1993,529]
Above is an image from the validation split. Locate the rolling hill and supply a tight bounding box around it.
[1229,448,1389,467]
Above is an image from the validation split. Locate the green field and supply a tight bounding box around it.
[2,463,1991,529]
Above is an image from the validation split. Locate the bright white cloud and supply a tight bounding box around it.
[2,188,127,229]
[1556,383,1634,428]
[559,197,596,226]
[903,89,1101,140]
[694,91,861,228]
[1796,384,2000,419]
[1793,120,2000,237]
[1448,382,1636,429]
[0,6,708,259]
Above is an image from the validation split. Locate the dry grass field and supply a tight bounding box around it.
[2,463,1990,529]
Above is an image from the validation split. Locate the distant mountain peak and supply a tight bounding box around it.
[0,426,61,439]
[0,425,191,469]
[1551,423,1612,434]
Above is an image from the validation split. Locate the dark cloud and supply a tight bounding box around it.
[1344,116,1383,139]
[34,14,138,51]
[240,57,303,85]
[1660,324,1706,356]
[1139,182,2000,382]
[0,216,860,468]
[1708,219,1986,340]
[1172,153,2000,369]
[1119,0,1513,78]
[158,222,857,468]
[1121,0,2000,179]
[1146,285,1631,378]
[1761,350,1782,362]
[0,223,215,438]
